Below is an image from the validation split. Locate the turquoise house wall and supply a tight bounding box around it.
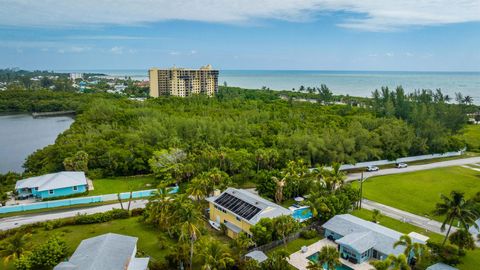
[33,185,87,199]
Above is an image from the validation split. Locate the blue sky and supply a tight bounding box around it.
[0,0,479,71]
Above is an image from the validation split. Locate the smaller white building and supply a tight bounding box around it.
[55,233,149,270]
[69,73,83,81]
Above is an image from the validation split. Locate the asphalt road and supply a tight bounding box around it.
[346,156,480,182]
[0,200,148,231]
[360,199,455,236]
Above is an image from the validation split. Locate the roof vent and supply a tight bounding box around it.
[255,202,259,205]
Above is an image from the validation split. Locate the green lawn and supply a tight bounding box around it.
[0,216,172,270]
[351,209,444,243]
[351,209,479,270]
[459,125,480,152]
[89,175,156,196]
[354,166,480,219]
[268,235,323,256]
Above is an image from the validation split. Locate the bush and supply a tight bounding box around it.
[74,209,129,224]
[110,209,130,219]
[131,208,145,217]
[15,235,68,270]
[300,229,318,239]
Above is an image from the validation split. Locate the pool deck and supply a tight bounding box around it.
[287,239,372,270]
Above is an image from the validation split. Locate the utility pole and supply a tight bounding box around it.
[359,172,363,209]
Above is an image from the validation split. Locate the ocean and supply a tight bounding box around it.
[59,69,480,101]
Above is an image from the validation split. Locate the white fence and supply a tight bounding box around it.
[339,150,464,171]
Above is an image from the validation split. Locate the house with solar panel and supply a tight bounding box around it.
[322,214,428,265]
[15,171,88,200]
[206,187,292,238]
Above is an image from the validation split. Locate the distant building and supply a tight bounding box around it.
[149,65,219,97]
[54,233,149,270]
[322,214,428,265]
[206,188,292,238]
[15,171,88,200]
[69,73,83,81]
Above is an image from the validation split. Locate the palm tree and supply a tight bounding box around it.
[196,237,235,270]
[274,215,300,245]
[176,201,203,270]
[387,254,410,270]
[316,246,340,270]
[372,209,382,223]
[393,234,426,265]
[449,229,476,250]
[370,258,392,270]
[0,233,31,264]
[272,176,286,204]
[232,232,255,256]
[463,96,474,105]
[145,184,174,231]
[434,191,479,245]
[306,261,323,270]
[186,173,210,201]
[262,249,290,270]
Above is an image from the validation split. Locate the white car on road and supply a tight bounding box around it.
[396,162,408,168]
[366,165,379,172]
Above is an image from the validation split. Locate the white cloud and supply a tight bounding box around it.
[169,51,180,56]
[0,1,479,31]
[385,52,395,57]
[110,46,124,54]
[58,46,91,54]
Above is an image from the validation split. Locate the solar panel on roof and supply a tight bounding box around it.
[214,193,261,220]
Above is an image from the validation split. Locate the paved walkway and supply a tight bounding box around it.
[288,238,371,270]
[0,200,148,231]
[346,157,480,182]
[360,199,456,236]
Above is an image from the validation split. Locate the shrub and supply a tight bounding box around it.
[110,209,129,219]
[74,209,129,224]
[131,208,145,217]
[15,235,68,270]
[300,229,317,239]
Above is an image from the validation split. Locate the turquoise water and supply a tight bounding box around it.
[307,253,353,270]
[61,69,480,103]
[292,207,313,221]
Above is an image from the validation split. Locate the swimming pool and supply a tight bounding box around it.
[291,206,313,222]
[307,252,353,270]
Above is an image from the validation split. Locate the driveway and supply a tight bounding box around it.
[346,157,480,182]
[0,200,148,231]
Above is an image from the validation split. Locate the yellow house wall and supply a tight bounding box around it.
[209,202,252,238]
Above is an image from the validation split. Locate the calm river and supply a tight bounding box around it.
[0,114,73,173]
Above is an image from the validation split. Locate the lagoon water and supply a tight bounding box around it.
[63,69,480,102]
[0,114,74,173]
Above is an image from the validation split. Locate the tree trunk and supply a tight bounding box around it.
[190,237,194,270]
[442,218,455,246]
[117,193,124,210]
[127,191,133,211]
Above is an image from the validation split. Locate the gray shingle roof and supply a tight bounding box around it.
[15,171,87,191]
[54,233,148,270]
[336,231,376,254]
[206,188,292,225]
[245,250,268,263]
[322,214,428,256]
[426,263,459,270]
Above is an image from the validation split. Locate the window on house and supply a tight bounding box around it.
[73,186,78,191]
[49,190,54,195]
